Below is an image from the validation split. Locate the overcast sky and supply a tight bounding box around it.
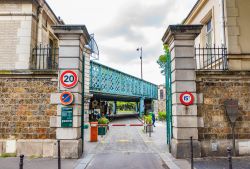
[47,0,197,85]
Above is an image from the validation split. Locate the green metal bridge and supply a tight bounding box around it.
[89,61,158,113]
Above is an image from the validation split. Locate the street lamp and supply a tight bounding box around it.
[136,47,143,79]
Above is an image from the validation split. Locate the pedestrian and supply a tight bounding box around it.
[151,112,156,127]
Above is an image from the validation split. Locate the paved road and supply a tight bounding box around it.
[85,116,169,169]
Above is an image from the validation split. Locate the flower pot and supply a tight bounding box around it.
[146,125,153,133]
[98,126,107,135]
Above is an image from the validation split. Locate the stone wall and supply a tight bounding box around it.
[196,71,250,156]
[0,72,57,140]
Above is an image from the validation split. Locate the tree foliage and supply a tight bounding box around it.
[157,45,170,75]
[117,102,136,111]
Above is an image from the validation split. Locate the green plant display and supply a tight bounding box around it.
[144,115,152,124]
[158,112,166,121]
[98,117,109,124]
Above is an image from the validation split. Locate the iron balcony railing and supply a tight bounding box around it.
[31,44,58,70]
[195,45,228,70]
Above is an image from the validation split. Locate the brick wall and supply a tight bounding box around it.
[196,71,250,156]
[0,73,57,139]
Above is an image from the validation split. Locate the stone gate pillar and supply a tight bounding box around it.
[162,25,202,158]
[50,25,91,158]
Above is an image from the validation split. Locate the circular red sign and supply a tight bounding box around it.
[60,70,78,88]
[180,92,194,106]
[60,91,74,105]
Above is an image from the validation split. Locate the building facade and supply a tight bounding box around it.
[162,0,250,158]
[0,0,91,158]
[184,0,250,70]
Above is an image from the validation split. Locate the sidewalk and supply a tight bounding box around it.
[141,121,250,169]
[0,127,101,169]
[138,121,192,169]
[194,157,250,169]
[0,157,78,169]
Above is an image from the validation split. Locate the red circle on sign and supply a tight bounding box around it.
[60,70,78,88]
[60,91,74,105]
[180,92,194,106]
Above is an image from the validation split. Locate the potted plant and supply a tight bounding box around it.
[98,117,109,135]
[144,115,153,133]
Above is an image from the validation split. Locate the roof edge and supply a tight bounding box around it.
[52,25,91,42]
[183,0,208,24]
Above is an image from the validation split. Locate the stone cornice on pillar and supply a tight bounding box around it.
[162,25,203,45]
[52,25,91,44]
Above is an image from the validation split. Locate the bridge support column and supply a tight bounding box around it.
[113,101,117,114]
[139,98,145,117]
[50,25,91,158]
[135,102,139,113]
[162,25,202,158]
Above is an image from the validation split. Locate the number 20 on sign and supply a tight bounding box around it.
[60,70,78,88]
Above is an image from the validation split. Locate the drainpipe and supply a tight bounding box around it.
[81,51,85,153]
[220,0,226,47]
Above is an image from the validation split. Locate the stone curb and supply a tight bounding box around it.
[74,154,94,169]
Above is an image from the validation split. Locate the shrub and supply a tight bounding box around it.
[98,117,109,124]
[158,112,166,121]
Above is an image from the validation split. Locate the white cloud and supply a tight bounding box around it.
[46,0,197,84]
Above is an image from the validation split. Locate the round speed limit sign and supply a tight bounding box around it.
[60,70,78,88]
[180,92,194,106]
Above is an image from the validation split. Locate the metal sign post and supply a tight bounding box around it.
[224,99,239,156]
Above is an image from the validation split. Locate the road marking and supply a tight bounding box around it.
[144,141,153,143]
[116,139,130,143]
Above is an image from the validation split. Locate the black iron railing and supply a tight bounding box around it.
[31,44,58,70]
[195,45,228,70]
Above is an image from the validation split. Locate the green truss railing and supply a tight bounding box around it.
[90,61,158,100]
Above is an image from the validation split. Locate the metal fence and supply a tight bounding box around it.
[31,44,58,70]
[195,45,228,70]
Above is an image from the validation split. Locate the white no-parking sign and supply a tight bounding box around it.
[60,70,78,88]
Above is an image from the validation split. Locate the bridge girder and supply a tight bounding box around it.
[90,61,158,100]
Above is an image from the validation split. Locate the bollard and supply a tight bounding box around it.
[19,154,24,169]
[149,125,152,137]
[227,147,233,169]
[58,140,61,169]
[190,137,194,169]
